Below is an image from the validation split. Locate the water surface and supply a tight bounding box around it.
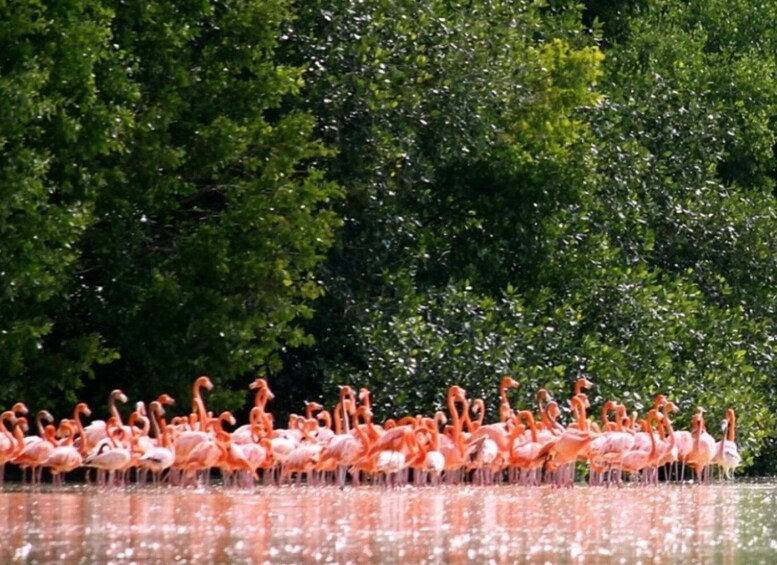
[3,482,777,563]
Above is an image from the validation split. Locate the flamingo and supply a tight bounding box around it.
[436,386,469,483]
[587,402,635,485]
[497,376,521,422]
[216,429,259,486]
[660,402,692,481]
[509,410,547,485]
[281,417,325,486]
[465,408,523,485]
[686,408,716,483]
[182,433,222,484]
[83,417,133,486]
[137,401,175,485]
[712,409,741,480]
[654,406,679,478]
[42,420,84,485]
[237,432,272,487]
[81,389,129,449]
[538,396,597,487]
[409,419,445,486]
[172,410,229,484]
[233,382,274,445]
[264,420,301,485]
[538,399,565,437]
[0,411,26,485]
[573,376,594,401]
[318,399,362,487]
[349,423,416,486]
[191,375,214,429]
[251,376,274,408]
[181,411,234,485]
[12,410,56,484]
[620,416,661,484]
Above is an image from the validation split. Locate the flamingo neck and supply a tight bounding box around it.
[519,411,538,443]
[0,413,13,442]
[728,413,737,442]
[447,393,461,443]
[109,395,124,427]
[717,428,727,458]
[35,412,49,437]
[74,407,89,454]
[342,401,352,434]
[333,403,343,435]
[600,403,611,430]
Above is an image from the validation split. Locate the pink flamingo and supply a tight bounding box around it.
[711,409,741,479]
[686,408,716,483]
[42,420,84,485]
[13,410,57,484]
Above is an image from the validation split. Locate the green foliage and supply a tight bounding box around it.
[285,0,777,470]
[68,0,342,413]
[0,1,128,410]
[1,0,341,415]
[282,0,605,406]
[342,283,536,420]
[573,0,777,465]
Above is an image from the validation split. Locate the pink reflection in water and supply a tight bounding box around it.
[0,483,769,563]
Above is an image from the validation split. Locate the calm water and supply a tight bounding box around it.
[2,482,777,564]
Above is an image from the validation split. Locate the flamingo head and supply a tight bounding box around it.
[149,401,165,416]
[449,385,467,403]
[575,376,594,394]
[220,411,236,427]
[195,376,214,391]
[39,410,55,424]
[249,377,268,390]
[11,402,29,416]
[664,401,679,414]
[305,401,323,412]
[76,402,92,418]
[16,416,29,432]
[500,376,520,390]
[342,398,356,415]
[157,393,175,406]
[111,389,129,404]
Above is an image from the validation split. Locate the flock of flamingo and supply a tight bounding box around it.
[0,375,742,489]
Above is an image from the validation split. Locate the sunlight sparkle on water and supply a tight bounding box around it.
[1,482,776,563]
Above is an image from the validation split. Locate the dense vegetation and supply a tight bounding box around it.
[2,0,777,472]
